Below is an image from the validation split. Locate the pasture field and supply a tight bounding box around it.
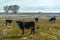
[0,18,60,40]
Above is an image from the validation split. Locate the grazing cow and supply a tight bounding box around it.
[6,20,12,26]
[35,18,38,22]
[16,21,35,35]
[49,16,56,22]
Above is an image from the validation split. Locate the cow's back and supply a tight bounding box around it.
[6,20,12,23]
[25,22,35,29]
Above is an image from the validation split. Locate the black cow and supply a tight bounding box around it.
[35,18,38,22]
[49,17,56,22]
[16,21,35,35]
[6,20,12,26]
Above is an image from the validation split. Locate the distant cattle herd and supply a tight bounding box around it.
[5,17,56,35]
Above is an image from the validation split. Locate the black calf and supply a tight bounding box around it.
[6,20,12,26]
[35,18,38,22]
[16,21,35,35]
[49,17,56,22]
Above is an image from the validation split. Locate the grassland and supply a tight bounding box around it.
[0,18,60,40]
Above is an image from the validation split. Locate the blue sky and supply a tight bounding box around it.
[0,0,60,12]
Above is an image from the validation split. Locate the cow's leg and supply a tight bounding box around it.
[30,27,35,35]
[9,23,11,26]
[33,27,35,35]
[22,29,24,35]
[6,22,7,26]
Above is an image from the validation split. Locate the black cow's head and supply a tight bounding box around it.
[16,20,23,25]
